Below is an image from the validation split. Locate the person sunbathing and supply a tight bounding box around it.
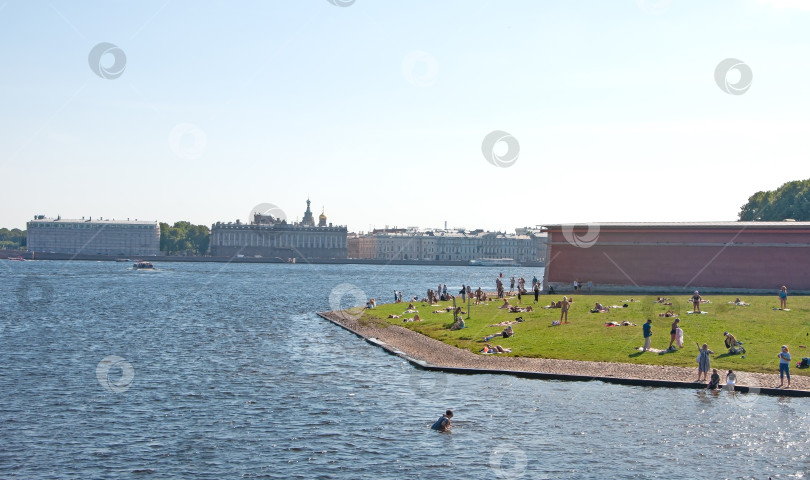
[407,303,415,310]
[388,314,401,319]
[402,314,421,322]
[484,325,514,341]
[480,344,511,354]
[403,309,418,314]
[498,299,511,309]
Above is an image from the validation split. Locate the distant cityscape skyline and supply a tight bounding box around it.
[3,1,810,233]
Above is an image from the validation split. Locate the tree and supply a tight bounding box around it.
[0,228,26,249]
[739,179,810,221]
[159,221,210,255]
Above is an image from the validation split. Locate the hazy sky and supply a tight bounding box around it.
[2,0,809,232]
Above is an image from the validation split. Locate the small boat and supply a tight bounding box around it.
[115,258,131,262]
[133,261,155,269]
[469,258,520,267]
[7,256,24,261]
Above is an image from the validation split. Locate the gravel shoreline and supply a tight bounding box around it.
[319,310,810,394]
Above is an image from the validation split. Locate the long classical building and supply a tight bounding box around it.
[209,199,347,259]
[347,228,546,264]
[543,221,810,293]
[26,215,160,256]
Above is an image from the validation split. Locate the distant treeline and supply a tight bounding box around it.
[0,228,25,249]
[160,221,210,255]
[739,179,810,221]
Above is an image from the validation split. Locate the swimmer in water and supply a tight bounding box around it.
[431,409,453,432]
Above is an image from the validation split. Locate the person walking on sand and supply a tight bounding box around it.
[778,345,791,388]
[560,296,570,324]
[668,318,680,350]
[691,291,702,313]
[779,285,788,310]
[431,409,453,432]
[642,319,653,351]
[695,342,714,382]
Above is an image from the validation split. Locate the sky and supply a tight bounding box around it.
[2,0,810,232]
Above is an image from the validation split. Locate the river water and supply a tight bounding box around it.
[0,261,808,479]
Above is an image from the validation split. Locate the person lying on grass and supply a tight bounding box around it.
[483,325,513,341]
[480,343,511,354]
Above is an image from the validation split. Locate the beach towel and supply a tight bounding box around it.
[686,311,709,315]
[635,347,668,353]
[675,327,684,348]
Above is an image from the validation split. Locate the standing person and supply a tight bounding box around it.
[668,318,680,350]
[778,345,791,388]
[642,319,653,352]
[779,285,788,309]
[573,280,579,291]
[560,296,570,324]
[695,342,714,382]
[533,282,540,303]
[587,280,593,293]
[394,290,399,303]
[725,369,737,390]
[431,409,453,432]
[532,275,538,289]
[691,291,702,313]
[460,284,466,302]
[510,276,515,294]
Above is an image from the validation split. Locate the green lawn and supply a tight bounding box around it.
[361,294,810,374]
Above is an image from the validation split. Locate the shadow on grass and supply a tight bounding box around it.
[714,352,743,360]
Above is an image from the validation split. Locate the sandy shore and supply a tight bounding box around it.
[319,311,810,395]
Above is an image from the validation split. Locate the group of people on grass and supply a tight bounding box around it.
[403,281,798,389]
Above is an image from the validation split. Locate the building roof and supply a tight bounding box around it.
[544,221,810,230]
[29,217,157,225]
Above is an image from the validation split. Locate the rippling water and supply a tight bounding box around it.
[1,261,808,479]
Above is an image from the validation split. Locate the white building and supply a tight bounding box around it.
[347,228,544,263]
[27,216,160,256]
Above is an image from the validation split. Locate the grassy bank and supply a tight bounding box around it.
[362,293,810,374]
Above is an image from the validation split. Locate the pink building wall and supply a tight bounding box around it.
[544,223,810,292]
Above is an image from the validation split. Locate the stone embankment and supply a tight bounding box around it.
[318,310,810,397]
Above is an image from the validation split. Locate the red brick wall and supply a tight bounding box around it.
[545,226,810,291]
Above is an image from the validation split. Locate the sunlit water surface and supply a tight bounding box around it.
[1,261,808,479]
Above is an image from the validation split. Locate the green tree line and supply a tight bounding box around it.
[0,228,26,249]
[160,221,210,255]
[739,179,810,221]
